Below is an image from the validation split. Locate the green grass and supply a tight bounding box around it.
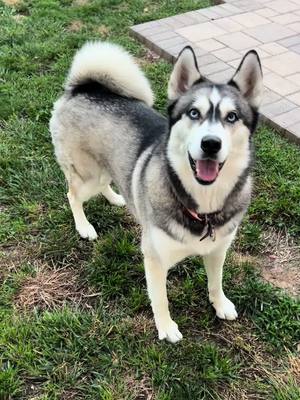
[238,126,300,252]
[1,0,300,399]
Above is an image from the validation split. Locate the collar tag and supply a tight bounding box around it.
[187,208,216,242]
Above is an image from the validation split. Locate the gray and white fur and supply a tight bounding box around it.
[50,41,263,342]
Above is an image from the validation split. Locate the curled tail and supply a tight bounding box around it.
[65,41,154,106]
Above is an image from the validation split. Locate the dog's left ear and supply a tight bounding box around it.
[168,46,201,101]
[229,50,263,109]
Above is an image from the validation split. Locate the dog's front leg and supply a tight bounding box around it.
[143,254,182,343]
[203,243,238,320]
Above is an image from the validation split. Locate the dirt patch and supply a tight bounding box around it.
[3,0,21,6]
[222,387,262,400]
[137,49,161,67]
[287,354,300,385]
[0,204,9,212]
[259,229,300,297]
[231,252,259,266]
[95,24,110,38]
[24,386,85,400]
[23,380,43,400]
[233,228,300,297]
[261,353,300,398]
[124,373,153,400]
[72,0,89,5]
[0,243,38,280]
[14,264,85,310]
[61,389,85,400]
[68,20,84,32]
[207,320,274,368]
[125,313,154,336]
[230,251,260,285]
[12,14,27,22]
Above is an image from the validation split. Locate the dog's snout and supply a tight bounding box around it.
[201,136,221,155]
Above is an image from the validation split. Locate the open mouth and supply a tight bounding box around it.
[188,153,225,185]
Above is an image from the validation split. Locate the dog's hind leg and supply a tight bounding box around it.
[101,184,125,206]
[67,174,100,241]
[99,170,125,206]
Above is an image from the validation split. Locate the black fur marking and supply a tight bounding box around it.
[225,164,252,205]
[192,76,206,86]
[166,160,198,211]
[167,100,177,115]
[214,102,221,122]
[235,103,259,135]
[168,99,193,129]
[132,107,167,154]
[168,100,182,128]
[227,80,240,91]
[70,79,125,99]
[206,100,221,122]
[249,108,259,134]
[207,101,214,121]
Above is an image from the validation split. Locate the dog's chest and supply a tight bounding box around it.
[150,225,230,268]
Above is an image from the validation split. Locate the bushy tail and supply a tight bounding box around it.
[65,41,154,106]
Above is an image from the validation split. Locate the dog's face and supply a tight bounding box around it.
[167,47,263,187]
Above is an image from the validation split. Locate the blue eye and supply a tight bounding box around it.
[188,108,201,120]
[226,111,239,123]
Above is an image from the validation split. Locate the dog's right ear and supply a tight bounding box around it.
[168,46,201,101]
[229,50,263,109]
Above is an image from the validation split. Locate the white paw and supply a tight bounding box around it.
[211,296,238,320]
[76,223,98,240]
[156,318,183,343]
[111,194,126,207]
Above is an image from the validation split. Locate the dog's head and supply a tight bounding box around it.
[167,46,263,188]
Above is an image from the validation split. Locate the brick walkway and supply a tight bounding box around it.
[131,0,300,143]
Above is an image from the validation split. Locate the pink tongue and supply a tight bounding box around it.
[196,160,219,182]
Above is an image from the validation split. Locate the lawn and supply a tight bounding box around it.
[0,0,300,399]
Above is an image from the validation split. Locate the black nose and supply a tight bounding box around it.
[201,136,221,154]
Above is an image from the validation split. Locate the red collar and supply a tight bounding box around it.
[187,208,205,221]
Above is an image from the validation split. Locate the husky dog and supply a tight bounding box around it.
[50,41,263,343]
